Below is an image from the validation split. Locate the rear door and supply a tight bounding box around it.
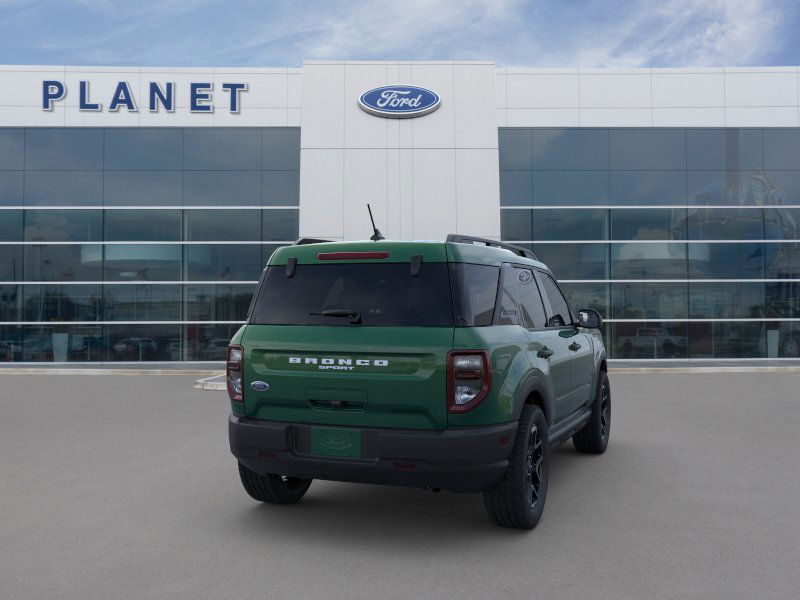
[537,271,595,412]
[242,259,454,430]
[513,266,572,422]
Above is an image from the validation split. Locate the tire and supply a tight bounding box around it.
[573,371,611,454]
[238,463,312,504]
[483,405,549,530]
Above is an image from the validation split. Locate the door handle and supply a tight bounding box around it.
[537,346,554,359]
[568,342,582,351]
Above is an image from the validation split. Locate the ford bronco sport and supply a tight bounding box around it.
[227,234,609,529]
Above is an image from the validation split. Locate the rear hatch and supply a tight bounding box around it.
[242,242,453,430]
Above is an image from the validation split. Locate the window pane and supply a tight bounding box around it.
[449,264,499,327]
[689,243,764,279]
[183,129,260,170]
[611,243,687,279]
[766,282,800,317]
[533,171,609,206]
[185,244,263,281]
[764,129,800,170]
[0,129,24,170]
[25,171,103,206]
[183,171,260,206]
[499,171,532,206]
[262,209,299,241]
[765,242,800,278]
[687,208,764,240]
[689,282,764,319]
[22,285,101,321]
[25,128,103,170]
[611,208,687,240]
[103,245,181,281]
[689,322,765,358]
[763,208,800,239]
[612,321,688,359]
[611,171,687,205]
[24,209,102,242]
[185,284,255,321]
[262,170,299,206]
[531,243,608,280]
[559,282,609,319]
[0,285,21,321]
[104,128,182,170]
[262,128,300,170]
[22,325,104,362]
[104,209,181,241]
[687,170,770,205]
[496,267,519,326]
[0,246,23,281]
[764,170,800,204]
[0,209,22,241]
[24,244,102,281]
[184,209,260,241]
[775,322,800,358]
[185,323,241,361]
[0,171,23,206]
[611,282,687,320]
[106,324,181,361]
[539,273,571,326]
[104,171,182,206]
[610,129,685,170]
[686,129,763,171]
[515,269,547,328]
[530,208,608,241]
[501,210,531,241]
[499,129,532,170]
[533,129,609,170]
[104,285,181,320]
[0,325,24,361]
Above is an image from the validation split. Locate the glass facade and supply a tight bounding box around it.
[0,127,299,362]
[500,128,800,359]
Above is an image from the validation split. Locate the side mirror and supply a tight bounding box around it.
[577,308,603,329]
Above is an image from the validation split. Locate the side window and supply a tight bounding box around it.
[496,267,519,326]
[540,273,572,327]
[514,268,547,329]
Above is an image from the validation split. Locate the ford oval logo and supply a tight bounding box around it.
[250,381,269,392]
[358,85,440,118]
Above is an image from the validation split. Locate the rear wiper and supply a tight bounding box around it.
[309,309,362,324]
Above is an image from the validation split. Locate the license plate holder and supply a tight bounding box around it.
[310,427,362,458]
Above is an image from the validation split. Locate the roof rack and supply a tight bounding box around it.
[445,234,538,261]
[295,238,333,245]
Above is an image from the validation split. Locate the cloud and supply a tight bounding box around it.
[0,0,794,67]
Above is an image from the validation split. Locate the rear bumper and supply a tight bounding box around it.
[229,414,517,493]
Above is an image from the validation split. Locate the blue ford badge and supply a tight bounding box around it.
[250,381,269,391]
[358,85,440,118]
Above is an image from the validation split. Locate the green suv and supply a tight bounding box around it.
[227,235,610,529]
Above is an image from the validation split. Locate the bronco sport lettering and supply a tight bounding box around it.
[227,234,610,530]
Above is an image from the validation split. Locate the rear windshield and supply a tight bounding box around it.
[250,262,454,327]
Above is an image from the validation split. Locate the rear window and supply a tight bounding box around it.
[250,262,454,327]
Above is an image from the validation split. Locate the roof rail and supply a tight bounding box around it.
[445,234,538,261]
[295,238,333,245]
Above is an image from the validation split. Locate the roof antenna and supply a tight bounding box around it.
[367,204,385,241]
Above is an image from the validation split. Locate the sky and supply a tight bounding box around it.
[0,0,798,68]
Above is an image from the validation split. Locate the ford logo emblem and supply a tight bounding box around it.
[358,85,440,118]
[250,381,269,392]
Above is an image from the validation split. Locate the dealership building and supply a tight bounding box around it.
[0,61,799,362]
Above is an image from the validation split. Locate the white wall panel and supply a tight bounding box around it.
[343,63,388,149]
[506,73,580,108]
[725,106,799,127]
[454,63,498,148]
[580,108,652,126]
[506,108,579,127]
[298,149,344,240]
[652,107,725,127]
[298,63,345,148]
[410,63,456,148]
[724,70,798,106]
[579,72,651,108]
[412,149,457,240]
[652,72,724,107]
[456,149,501,239]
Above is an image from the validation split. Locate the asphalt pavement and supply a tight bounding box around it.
[1,372,798,599]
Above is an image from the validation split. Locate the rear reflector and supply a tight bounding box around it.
[317,251,390,260]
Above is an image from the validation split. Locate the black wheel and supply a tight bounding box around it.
[573,371,611,454]
[483,405,549,530]
[238,463,312,504]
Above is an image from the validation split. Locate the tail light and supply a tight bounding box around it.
[447,350,491,413]
[227,345,244,402]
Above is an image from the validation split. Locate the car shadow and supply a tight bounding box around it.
[222,445,597,547]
